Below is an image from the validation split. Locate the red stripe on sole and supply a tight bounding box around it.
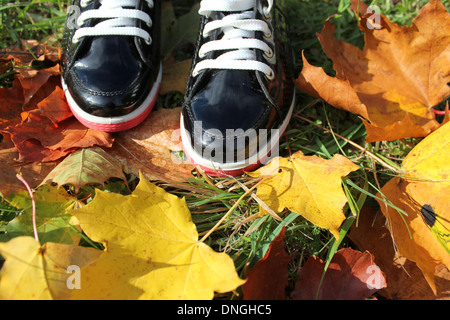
[68,84,160,133]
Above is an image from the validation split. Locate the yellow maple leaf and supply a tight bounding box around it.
[0,236,101,300]
[378,122,450,294]
[69,172,245,300]
[248,151,360,240]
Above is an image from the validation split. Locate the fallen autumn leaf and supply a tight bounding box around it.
[248,151,360,240]
[377,122,450,294]
[295,0,450,142]
[69,172,245,300]
[291,248,386,300]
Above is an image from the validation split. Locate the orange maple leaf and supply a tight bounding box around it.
[0,41,113,163]
[295,0,450,142]
[376,122,450,295]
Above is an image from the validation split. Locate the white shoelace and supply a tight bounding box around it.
[192,0,275,80]
[72,0,154,44]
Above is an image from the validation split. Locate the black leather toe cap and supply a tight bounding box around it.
[63,37,156,117]
[183,70,272,162]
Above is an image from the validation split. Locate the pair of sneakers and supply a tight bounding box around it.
[61,0,295,177]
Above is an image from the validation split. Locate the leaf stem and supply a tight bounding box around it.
[16,173,39,243]
[293,114,401,173]
[199,167,278,243]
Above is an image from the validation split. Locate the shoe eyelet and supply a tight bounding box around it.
[263,6,271,19]
[264,48,274,59]
[264,30,272,39]
[145,37,152,45]
[198,47,206,58]
[77,16,84,27]
[266,69,275,81]
[192,65,200,77]
[80,0,91,8]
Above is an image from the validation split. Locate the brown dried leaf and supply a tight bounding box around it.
[295,0,450,142]
[42,146,126,192]
[0,78,24,130]
[295,52,369,119]
[242,227,290,300]
[349,206,450,300]
[0,143,58,197]
[291,248,386,300]
[107,107,193,182]
[4,112,113,163]
[160,58,192,95]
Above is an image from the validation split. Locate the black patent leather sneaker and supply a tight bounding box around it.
[181,0,295,176]
[61,0,161,132]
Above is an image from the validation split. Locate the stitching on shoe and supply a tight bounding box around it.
[69,69,142,97]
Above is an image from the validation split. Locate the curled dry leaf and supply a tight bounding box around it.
[0,40,60,68]
[4,114,114,163]
[295,0,450,142]
[0,77,28,130]
[0,39,60,104]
